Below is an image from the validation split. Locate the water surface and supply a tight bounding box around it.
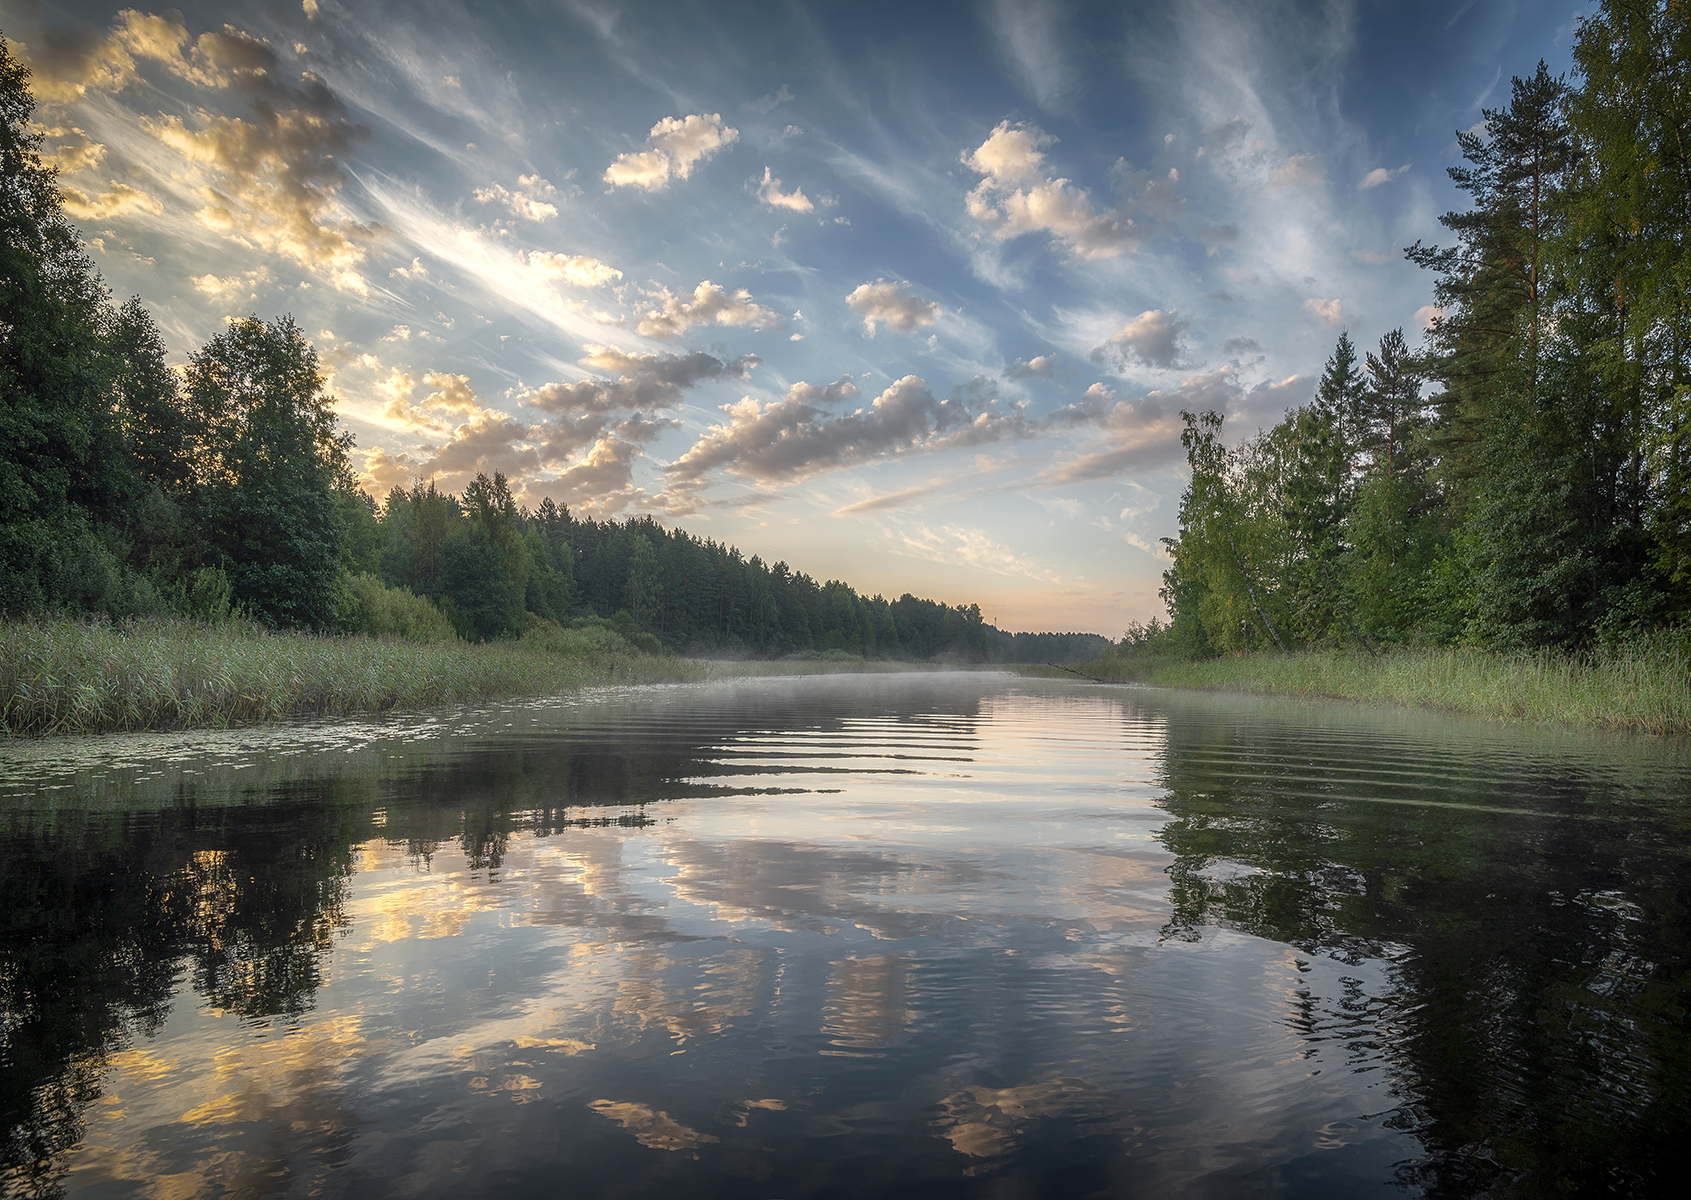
[3,673,1689,1198]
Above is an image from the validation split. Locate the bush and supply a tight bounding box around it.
[333,572,457,642]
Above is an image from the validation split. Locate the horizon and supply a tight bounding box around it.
[4,0,1581,636]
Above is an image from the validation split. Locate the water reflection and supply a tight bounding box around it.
[2,675,1689,1198]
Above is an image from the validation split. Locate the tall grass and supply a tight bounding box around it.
[1063,639,1691,736]
[0,617,959,736]
[0,617,699,735]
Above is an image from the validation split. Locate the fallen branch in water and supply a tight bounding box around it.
[1046,661,1106,683]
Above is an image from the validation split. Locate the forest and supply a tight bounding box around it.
[1160,5,1691,657]
[0,38,1104,665]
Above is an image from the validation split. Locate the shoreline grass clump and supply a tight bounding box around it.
[1042,634,1691,736]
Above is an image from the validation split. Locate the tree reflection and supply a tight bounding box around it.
[1148,703,1691,1196]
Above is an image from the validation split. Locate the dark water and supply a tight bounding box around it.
[3,674,1690,1199]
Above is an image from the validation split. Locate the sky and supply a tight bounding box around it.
[5,0,1585,634]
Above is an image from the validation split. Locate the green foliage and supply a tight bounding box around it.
[332,572,456,642]
[1159,8,1690,655]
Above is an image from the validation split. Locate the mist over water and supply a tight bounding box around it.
[4,674,1689,1198]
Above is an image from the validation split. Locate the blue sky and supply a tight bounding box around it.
[7,0,1582,633]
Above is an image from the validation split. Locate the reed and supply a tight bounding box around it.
[1065,639,1691,736]
[0,617,963,736]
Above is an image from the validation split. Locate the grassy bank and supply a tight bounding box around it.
[1039,640,1691,736]
[0,618,934,737]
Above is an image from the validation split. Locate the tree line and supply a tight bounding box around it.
[0,38,1106,664]
[1160,2,1690,656]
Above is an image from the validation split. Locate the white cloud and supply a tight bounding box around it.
[964,120,1139,259]
[526,251,622,288]
[636,281,779,339]
[1358,163,1410,189]
[1415,304,1443,331]
[475,174,560,221]
[1303,297,1344,327]
[1350,248,1397,264]
[846,279,940,336]
[1006,354,1057,379]
[757,166,813,212]
[604,113,738,190]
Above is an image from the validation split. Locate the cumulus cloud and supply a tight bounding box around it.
[757,166,813,212]
[526,250,622,287]
[964,120,1139,260]
[846,280,940,336]
[604,113,738,190]
[359,446,418,493]
[637,281,779,339]
[475,174,560,221]
[59,181,162,220]
[1416,304,1443,331]
[524,347,758,416]
[1093,309,1187,369]
[191,267,271,299]
[1006,354,1057,379]
[1304,297,1344,327]
[666,374,1030,487]
[1359,163,1410,189]
[38,125,106,175]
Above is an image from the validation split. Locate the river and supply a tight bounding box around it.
[2,672,1688,1198]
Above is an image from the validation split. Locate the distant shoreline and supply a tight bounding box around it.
[1019,646,1691,737]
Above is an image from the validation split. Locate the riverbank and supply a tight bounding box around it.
[1028,641,1691,736]
[0,618,939,736]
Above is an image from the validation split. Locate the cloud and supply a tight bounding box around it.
[846,280,940,336]
[475,174,560,221]
[1303,297,1344,327]
[1268,153,1324,190]
[747,85,793,114]
[757,166,813,212]
[1221,336,1263,361]
[1006,354,1057,380]
[1359,163,1410,189]
[524,347,758,415]
[414,410,541,490]
[359,446,419,493]
[1094,310,1187,369]
[142,53,375,291]
[636,281,779,339]
[191,267,271,299]
[984,0,1074,113]
[1349,248,1397,264]
[831,479,952,516]
[1415,304,1443,331]
[604,113,738,190]
[964,120,1139,259]
[526,251,622,287]
[37,125,106,174]
[58,181,162,220]
[1041,370,1249,484]
[901,524,1053,580]
[666,374,1030,488]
